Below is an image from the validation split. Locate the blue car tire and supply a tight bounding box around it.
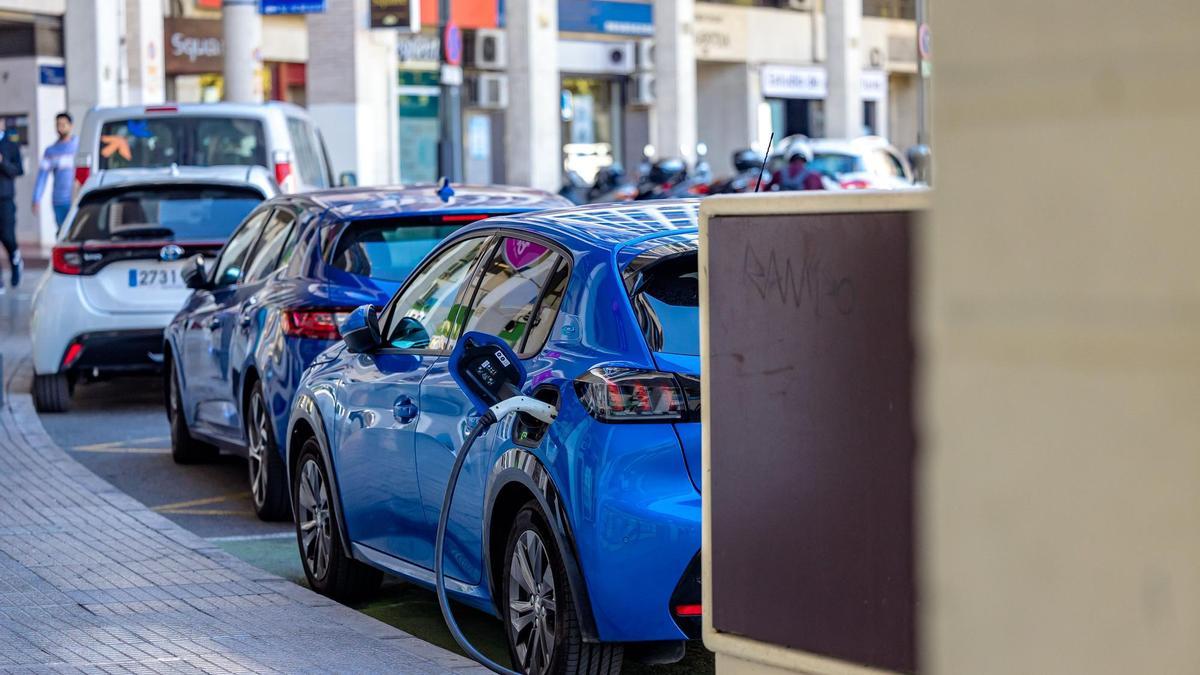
[247,384,290,522]
[293,438,382,602]
[502,503,623,675]
[167,362,216,465]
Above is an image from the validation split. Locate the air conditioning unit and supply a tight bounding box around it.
[636,40,655,72]
[469,73,509,109]
[630,73,655,106]
[467,29,507,70]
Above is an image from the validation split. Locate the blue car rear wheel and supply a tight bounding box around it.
[247,385,289,521]
[293,439,382,602]
[502,503,623,675]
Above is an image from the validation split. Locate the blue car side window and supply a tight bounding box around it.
[381,236,490,352]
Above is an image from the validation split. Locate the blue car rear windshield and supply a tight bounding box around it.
[630,253,699,356]
[65,186,263,243]
[330,217,481,282]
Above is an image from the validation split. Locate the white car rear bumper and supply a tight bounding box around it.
[30,272,177,376]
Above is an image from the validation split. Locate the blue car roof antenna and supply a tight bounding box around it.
[437,177,455,203]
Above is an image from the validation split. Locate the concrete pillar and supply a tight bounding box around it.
[696,62,761,176]
[925,1,1200,674]
[125,0,166,104]
[223,0,263,103]
[505,0,560,192]
[824,0,862,138]
[64,0,123,123]
[653,0,697,164]
[307,0,399,185]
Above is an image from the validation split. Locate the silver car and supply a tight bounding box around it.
[72,102,337,194]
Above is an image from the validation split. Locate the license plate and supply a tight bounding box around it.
[128,268,182,288]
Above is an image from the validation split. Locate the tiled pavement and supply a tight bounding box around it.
[0,282,489,673]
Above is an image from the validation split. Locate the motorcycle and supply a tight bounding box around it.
[558,164,638,205]
[707,148,771,194]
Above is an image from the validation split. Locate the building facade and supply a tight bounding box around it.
[0,0,921,250]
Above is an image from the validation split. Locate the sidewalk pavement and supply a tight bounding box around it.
[0,280,489,673]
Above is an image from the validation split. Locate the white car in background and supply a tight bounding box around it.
[29,166,278,412]
[72,101,342,194]
[776,135,916,190]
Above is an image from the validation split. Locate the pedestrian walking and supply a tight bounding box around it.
[32,112,79,231]
[0,117,25,290]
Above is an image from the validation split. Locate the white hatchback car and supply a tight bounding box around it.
[30,166,277,412]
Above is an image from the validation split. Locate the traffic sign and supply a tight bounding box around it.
[444,23,463,66]
[918,23,932,60]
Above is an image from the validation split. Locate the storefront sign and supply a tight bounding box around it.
[371,0,419,31]
[762,64,889,101]
[861,70,887,101]
[762,64,825,99]
[558,0,653,36]
[259,0,325,14]
[398,33,441,62]
[38,65,66,86]
[164,18,223,75]
[694,3,748,63]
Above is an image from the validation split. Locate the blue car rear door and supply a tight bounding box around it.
[335,234,494,567]
[185,207,271,438]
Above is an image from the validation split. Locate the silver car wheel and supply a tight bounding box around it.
[509,529,556,674]
[247,391,269,507]
[297,458,332,581]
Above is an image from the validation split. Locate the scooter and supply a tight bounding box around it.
[707,148,770,194]
[636,143,715,200]
[558,165,638,205]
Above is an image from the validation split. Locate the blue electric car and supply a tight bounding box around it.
[286,201,702,673]
[164,184,569,520]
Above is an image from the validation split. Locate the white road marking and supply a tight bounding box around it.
[206,532,295,542]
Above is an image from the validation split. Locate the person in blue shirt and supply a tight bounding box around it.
[0,116,24,289]
[32,112,79,229]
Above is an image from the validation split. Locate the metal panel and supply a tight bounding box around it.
[701,192,926,674]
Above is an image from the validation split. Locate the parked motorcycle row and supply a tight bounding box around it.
[559,134,927,205]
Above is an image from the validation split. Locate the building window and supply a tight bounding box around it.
[864,0,916,19]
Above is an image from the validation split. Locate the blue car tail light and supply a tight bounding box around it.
[281,308,353,341]
[574,367,701,423]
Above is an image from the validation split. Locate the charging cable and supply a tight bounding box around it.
[434,397,558,675]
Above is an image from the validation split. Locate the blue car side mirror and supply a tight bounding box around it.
[449,331,527,415]
[340,304,382,353]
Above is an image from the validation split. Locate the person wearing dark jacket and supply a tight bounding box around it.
[0,118,25,288]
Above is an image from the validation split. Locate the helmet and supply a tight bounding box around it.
[648,158,688,185]
[786,144,813,163]
[733,149,764,172]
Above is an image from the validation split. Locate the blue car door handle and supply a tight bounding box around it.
[393,396,419,424]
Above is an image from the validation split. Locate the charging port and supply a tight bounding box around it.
[513,384,560,447]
